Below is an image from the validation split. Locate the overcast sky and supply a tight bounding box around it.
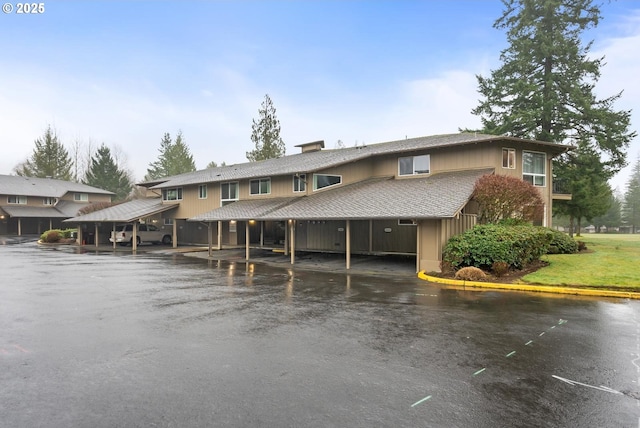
[1,0,638,191]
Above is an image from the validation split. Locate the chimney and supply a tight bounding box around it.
[295,140,325,153]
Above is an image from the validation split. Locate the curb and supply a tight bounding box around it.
[417,271,640,300]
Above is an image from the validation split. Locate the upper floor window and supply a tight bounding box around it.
[74,193,88,202]
[8,195,27,204]
[221,182,239,205]
[162,188,183,201]
[313,174,341,191]
[43,197,54,206]
[198,184,207,199]
[250,178,271,195]
[293,174,306,192]
[502,148,516,169]
[523,151,546,187]
[398,154,430,176]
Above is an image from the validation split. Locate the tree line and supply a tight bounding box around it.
[10,0,638,231]
[12,93,286,201]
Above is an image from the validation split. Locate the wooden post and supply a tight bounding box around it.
[132,223,137,252]
[208,222,212,258]
[112,222,116,249]
[346,220,351,270]
[172,220,177,248]
[290,220,295,265]
[95,223,99,247]
[245,222,250,261]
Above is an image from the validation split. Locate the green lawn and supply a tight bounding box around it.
[522,234,640,288]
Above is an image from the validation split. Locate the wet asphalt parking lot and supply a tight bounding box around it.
[1,237,640,427]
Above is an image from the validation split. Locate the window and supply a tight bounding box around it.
[164,218,174,226]
[8,195,27,204]
[293,174,306,192]
[221,182,239,205]
[74,193,88,201]
[523,151,546,186]
[313,174,341,191]
[198,184,207,199]
[398,154,430,176]
[43,197,54,206]
[250,178,271,195]
[502,148,516,169]
[162,188,183,201]
[398,219,417,226]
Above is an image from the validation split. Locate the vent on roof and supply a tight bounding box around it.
[295,140,324,153]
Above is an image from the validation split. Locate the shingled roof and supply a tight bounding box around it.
[147,133,569,189]
[64,198,177,223]
[187,168,493,222]
[0,175,113,197]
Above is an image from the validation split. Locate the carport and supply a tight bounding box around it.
[188,169,488,273]
[64,198,178,251]
[1,201,92,236]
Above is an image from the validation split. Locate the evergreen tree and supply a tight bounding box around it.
[472,0,635,202]
[592,191,622,232]
[246,94,285,162]
[206,161,226,168]
[554,145,612,236]
[83,144,133,201]
[14,126,73,180]
[623,156,640,233]
[145,131,196,180]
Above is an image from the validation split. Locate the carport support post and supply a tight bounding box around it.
[415,221,420,273]
[208,222,212,258]
[289,220,295,265]
[245,222,250,261]
[284,222,289,256]
[77,226,83,245]
[260,221,264,247]
[346,220,351,270]
[95,223,99,247]
[217,221,222,250]
[112,222,116,249]
[49,219,52,230]
[132,223,138,252]
[172,220,178,248]
[17,218,21,236]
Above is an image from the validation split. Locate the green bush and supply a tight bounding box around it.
[40,229,77,243]
[41,229,62,243]
[443,224,553,270]
[547,230,578,254]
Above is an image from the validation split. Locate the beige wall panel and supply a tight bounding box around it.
[418,220,441,272]
[168,184,220,219]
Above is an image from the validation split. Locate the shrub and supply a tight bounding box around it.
[492,261,510,277]
[61,228,77,239]
[547,230,578,254]
[455,266,487,281]
[41,229,62,243]
[443,224,553,270]
[473,174,544,224]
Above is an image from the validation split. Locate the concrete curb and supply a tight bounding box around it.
[417,271,640,300]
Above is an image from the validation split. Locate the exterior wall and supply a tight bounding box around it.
[58,193,112,203]
[417,214,476,273]
[293,219,416,255]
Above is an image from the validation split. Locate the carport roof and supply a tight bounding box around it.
[187,168,493,222]
[64,198,178,223]
[0,201,90,218]
[188,197,301,222]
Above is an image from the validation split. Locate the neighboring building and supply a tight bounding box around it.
[67,133,572,272]
[0,175,113,235]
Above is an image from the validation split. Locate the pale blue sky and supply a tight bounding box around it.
[1,1,638,190]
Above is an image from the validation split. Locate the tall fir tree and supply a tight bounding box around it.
[145,131,196,180]
[246,94,286,162]
[83,144,133,201]
[15,126,73,180]
[472,0,635,226]
[623,156,640,233]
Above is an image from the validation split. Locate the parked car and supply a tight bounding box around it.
[109,223,172,246]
